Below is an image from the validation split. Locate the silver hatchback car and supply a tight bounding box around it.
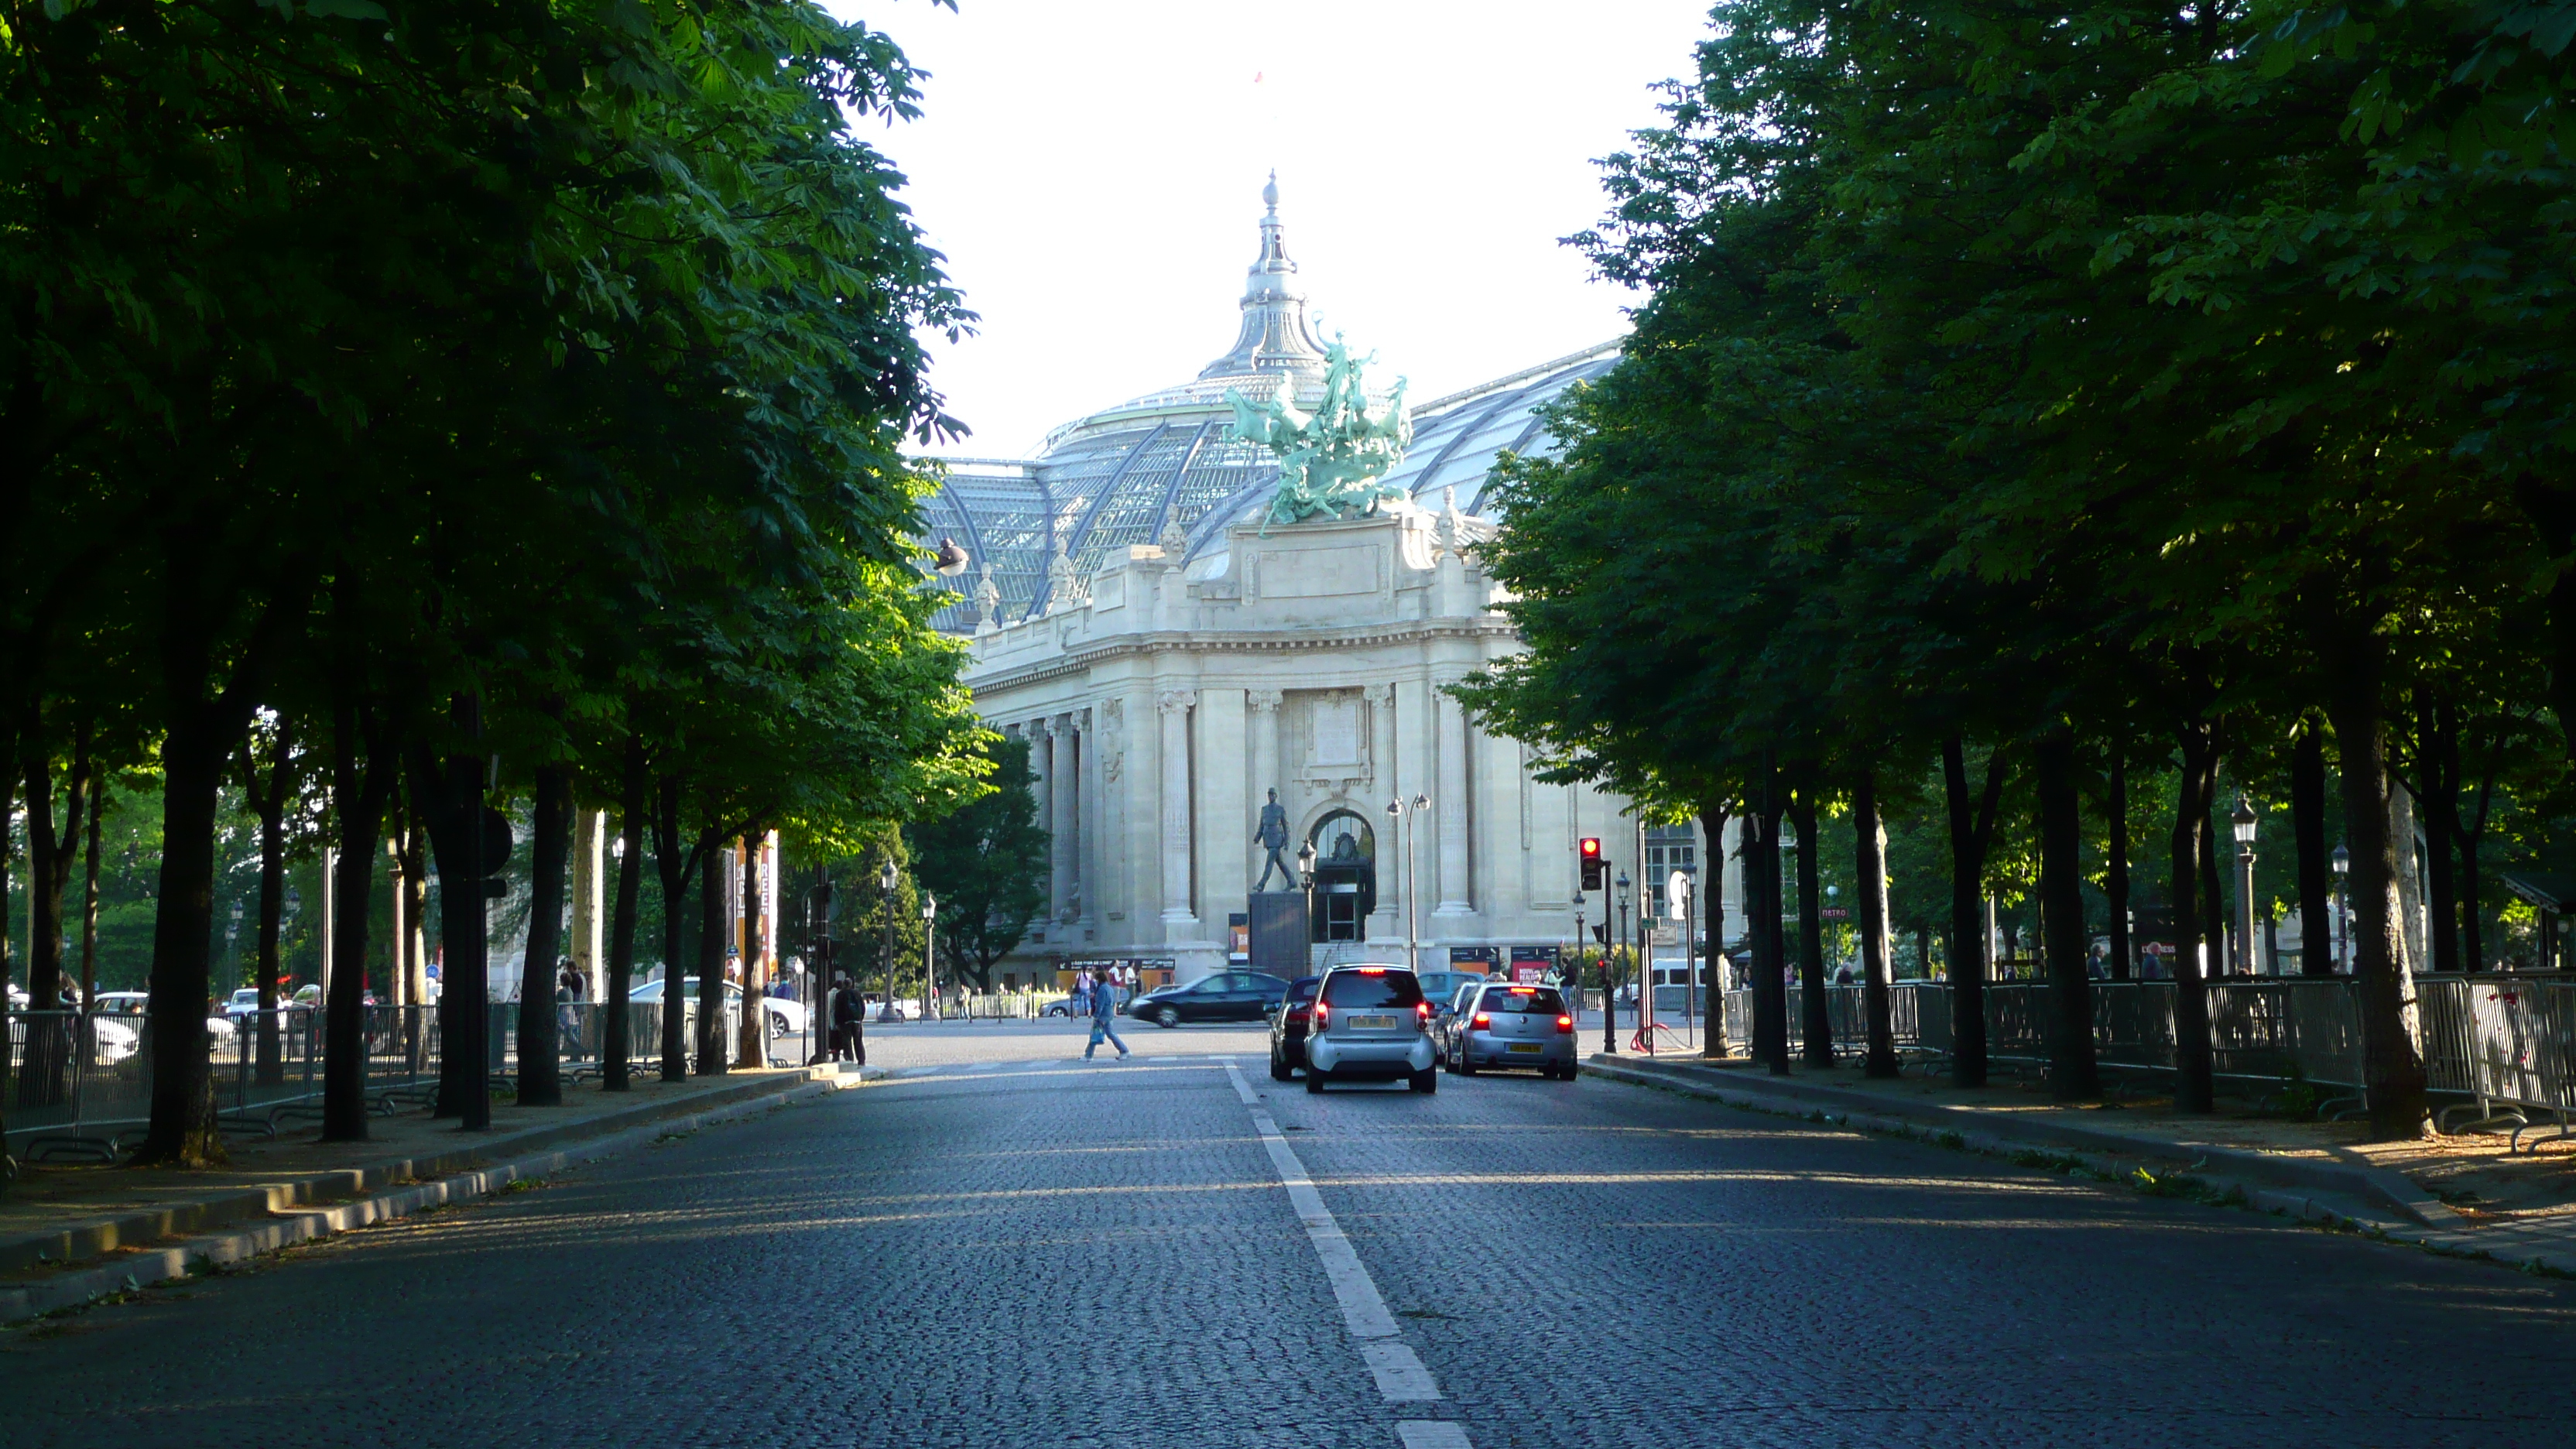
[1443,981,1577,1078]
[1303,965,1438,1094]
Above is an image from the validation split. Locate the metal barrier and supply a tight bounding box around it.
[4,1000,677,1158]
[1704,975,2576,1139]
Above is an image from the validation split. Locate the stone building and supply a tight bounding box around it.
[922,183,1735,985]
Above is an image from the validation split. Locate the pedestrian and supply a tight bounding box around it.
[831,973,867,1066]
[1084,965,1129,1062]
[1072,971,1091,1019]
[556,959,584,1054]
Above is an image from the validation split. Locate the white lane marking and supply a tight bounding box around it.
[1225,1062,1469,1433]
[1361,1341,1442,1402]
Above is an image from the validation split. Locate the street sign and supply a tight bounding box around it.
[1666,869,1690,920]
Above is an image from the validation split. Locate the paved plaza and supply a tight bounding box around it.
[4,1027,2571,1448]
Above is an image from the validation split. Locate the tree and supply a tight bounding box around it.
[909,735,1049,993]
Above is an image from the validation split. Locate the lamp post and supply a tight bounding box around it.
[921,892,938,1022]
[2331,842,2350,974]
[1297,841,1317,954]
[1387,793,1430,973]
[877,857,899,1023]
[807,878,836,1064]
[1571,876,1588,1040]
[1610,871,1631,1054]
[2228,796,2259,976]
[1675,863,1697,1049]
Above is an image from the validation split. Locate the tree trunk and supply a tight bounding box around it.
[2105,743,2131,982]
[2036,728,2100,1101]
[736,826,768,1069]
[516,758,574,1107]
[1701,801,1731,1059]
[18,744,80,1108]
[2200,781,2228,977]
[1855,772,1897,1078]
[1750,763,1788,1073]
[2416,692,2463,973]
[412,695,492,1132]
[604,735,646,1091]
[80,769,102,1010]
[652,773,690,1083]
[1941,738,2006,1088]
[2170,719,2218,1113]
[2325,633,2430,1138]
[1790,783,1831,1067]
[2454,741,2497,973]
[323,693,391,1142]
[694,830,728,1075]
[396,792,431,1080]
[249,721,289,1087]
[2291,718,2334,976]
[140,700,231,1164]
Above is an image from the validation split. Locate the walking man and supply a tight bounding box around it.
[1084,965,1129,1062]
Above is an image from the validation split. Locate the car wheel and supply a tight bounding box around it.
[1410,1067,1438,1094]
[768,1013,790,1039]
[1269,1050,1291,1082]
[1156,1006,1180,1029]
[1304,1066,1327,1094]
[1456,1050,1476,1077]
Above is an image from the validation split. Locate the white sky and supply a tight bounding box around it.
[836,1,1714,458]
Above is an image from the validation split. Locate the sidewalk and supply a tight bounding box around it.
[1583,1052,2576,1276]
[0,1064,868,1321]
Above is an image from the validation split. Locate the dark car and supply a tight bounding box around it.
[1127,971,1290,1028]
[1266,975,1322,1079]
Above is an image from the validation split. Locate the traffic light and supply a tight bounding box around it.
[1591,923,1608,945]
[1579,837,1604,890]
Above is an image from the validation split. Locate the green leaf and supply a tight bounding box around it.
[303,0,389,19]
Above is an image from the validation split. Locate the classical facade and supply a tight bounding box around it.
[924,182,1737,985]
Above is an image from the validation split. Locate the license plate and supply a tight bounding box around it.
[1350,1014,1396,1029]
[1509,1043,1543,1053]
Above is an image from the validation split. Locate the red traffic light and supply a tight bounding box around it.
[1578,837,1605,891]
[1578,838,1601,859]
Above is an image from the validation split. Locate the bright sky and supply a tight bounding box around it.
[837,1,1714,458]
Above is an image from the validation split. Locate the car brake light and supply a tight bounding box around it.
[1416,1001,1432,1025]
[1556,1014,1574,1033]
[1314,1001,1330,1028]
[1360,967,1386,975]
[1472,1012,1491,1028]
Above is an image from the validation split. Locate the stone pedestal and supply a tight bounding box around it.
[1248,892,1310,979]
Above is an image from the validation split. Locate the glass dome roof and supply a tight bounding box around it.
[917,183,1619,632]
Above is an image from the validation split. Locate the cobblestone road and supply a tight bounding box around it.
[4,1050,2571,1448]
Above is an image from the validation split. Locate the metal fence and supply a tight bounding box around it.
[2,1001,688,1161]
[1713,975,2576,1125]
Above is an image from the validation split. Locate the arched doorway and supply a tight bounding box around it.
[1308,810,1376,942]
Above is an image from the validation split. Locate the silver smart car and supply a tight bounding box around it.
[1303,965,1438,1094]
[1442,981,1577,1078]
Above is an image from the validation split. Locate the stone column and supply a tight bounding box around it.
[1247,690,1283,888]
[1050,711,1079,935]
[1026,718,1053,940]
[570,808,607,1001]
[1434,681,1473,916]
[1158,690,1197,929]
[1076,707,1099,936]
[1365,683,1402,940]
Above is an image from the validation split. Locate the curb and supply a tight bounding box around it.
[1,1065,872,1323]
[1581,1054,2576,1276]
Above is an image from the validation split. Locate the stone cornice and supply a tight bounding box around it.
[966,617,1519,696]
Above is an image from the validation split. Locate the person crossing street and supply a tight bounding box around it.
[1083,965,1129,1062]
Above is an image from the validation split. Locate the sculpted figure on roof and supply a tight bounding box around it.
[1226,337,1413,530]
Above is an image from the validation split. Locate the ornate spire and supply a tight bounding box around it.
[1200,173,1331,382]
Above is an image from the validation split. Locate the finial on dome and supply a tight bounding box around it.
[1262,170,1279,212]
[1200,173,1330,382]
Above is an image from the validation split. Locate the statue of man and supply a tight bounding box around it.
[1253,788,1294,891]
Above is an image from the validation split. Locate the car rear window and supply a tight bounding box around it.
[1320,971,1424,1009]
[1480,987,1564,1015]
[1286,979,1319,1004]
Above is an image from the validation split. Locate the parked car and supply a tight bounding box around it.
[1413,971,1488,1019]
[223,987,263,1019]
[1266,975,1322,1079]
[1303,965,1436,1094]
[1126,971,1290,1028]
[628,978,809,1037]
[93,990,234,1043]
[1440,981,1577,1079]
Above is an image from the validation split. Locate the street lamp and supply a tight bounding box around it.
[2229,795,2259,975]
[1386,794,1430,973]
[2331,842,2351,974]
[1675,862,1698,1049]
[920,892,939,1021]
[877,857,899,1023]
[1611,870,1632,1054]
[1297,840,1317,949]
